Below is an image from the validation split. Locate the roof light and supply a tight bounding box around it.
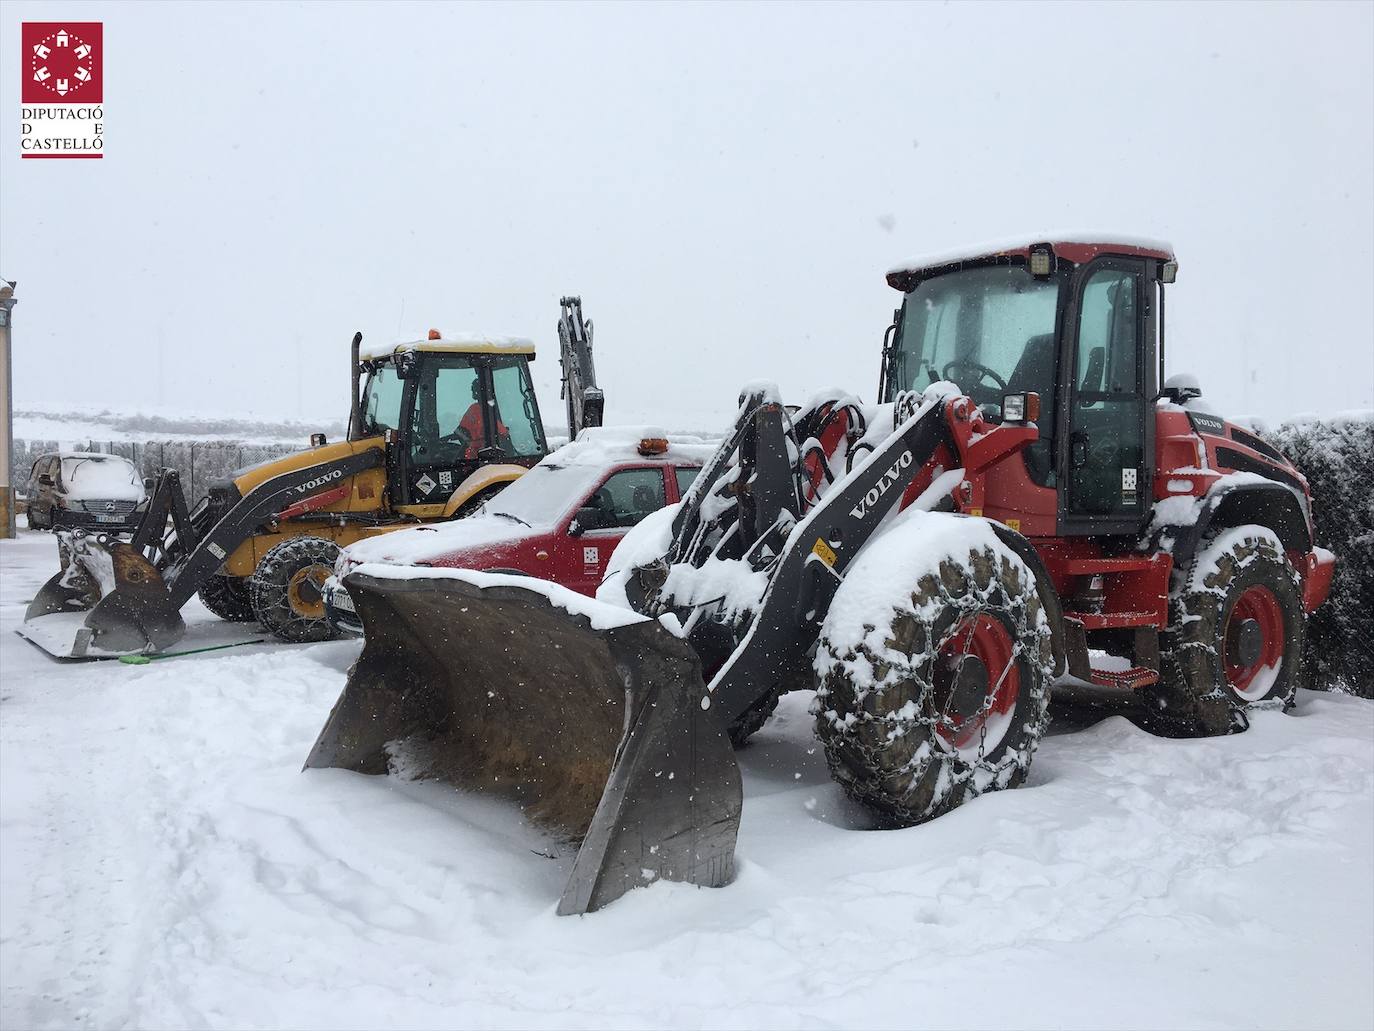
[637,437,669,456]
[1028,247,1053,277]
[428,328,442,340]
[1160,260,1178,284]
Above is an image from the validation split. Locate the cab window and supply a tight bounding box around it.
[410,358,483,464]
[361,365,405,434]
[490,359,546,458]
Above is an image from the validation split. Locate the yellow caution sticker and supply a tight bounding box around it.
[1005,518,1021,532]
[811,537,837,568]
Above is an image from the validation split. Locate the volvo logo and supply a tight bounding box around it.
[296,469,344,495]
[849,450,914,520]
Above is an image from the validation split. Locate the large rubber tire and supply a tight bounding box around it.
[727,686,782,748]
[814,532,1054,827]
[198,574,256,623]
[249,537,342,643]
[1147,526,1304,736]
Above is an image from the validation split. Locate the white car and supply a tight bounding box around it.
[26,451,148,532]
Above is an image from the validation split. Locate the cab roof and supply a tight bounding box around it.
[359,332,535,361]
[887,233,1175,290]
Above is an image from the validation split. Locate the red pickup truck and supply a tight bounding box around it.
[324,429,710,635]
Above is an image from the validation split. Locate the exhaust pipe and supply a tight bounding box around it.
[348,331,363,441]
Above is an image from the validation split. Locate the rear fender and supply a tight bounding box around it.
[1152,481,1312,567]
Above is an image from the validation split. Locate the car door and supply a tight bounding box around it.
[557,465,669,595]
[37,457,58,516]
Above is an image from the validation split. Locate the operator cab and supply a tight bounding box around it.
[355,330,549,507]
[882,238,1175,535]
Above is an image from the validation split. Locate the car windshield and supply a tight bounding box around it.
[59,456,142,496]
[891,264,1063,413]
[485,462,605,527]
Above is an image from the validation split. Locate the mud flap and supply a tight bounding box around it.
[20,540,185,658]
[304,571,743,915]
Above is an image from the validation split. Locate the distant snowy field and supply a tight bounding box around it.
[1,527,1371,1030]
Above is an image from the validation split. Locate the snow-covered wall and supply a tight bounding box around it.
[1264,411,1374,697]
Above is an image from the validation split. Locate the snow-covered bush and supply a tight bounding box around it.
[1264,412,1374,697]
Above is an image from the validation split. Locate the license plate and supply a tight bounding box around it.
[96,513,124,523]
[330,588,356,614]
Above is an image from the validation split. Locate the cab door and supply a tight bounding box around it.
[557,465,669,595]
[1060,259,1152,535]
[404,357,486,508]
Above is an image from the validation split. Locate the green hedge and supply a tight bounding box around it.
[1263,412,1374,697]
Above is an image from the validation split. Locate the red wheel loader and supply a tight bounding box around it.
[305,238,1335,914]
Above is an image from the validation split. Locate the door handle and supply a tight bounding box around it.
[1070,431,1090,468]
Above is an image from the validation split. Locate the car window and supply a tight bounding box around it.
[584,468,666,530]
[675,466,699,500]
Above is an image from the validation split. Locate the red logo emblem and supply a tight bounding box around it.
[22,23,102,103]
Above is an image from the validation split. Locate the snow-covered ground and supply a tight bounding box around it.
[1,526,1371,1030]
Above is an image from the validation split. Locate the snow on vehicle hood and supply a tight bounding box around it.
[59,455,145,502]
[342,514,535,569]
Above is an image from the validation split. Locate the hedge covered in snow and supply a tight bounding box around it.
[1263,411,1374,697]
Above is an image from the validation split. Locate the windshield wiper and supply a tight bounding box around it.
[491,511,531,527]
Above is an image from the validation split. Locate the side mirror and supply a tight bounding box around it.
[1161,373,1202,405]
[570,506,605,536]
[38,474,54,487]
[310,433,328,447]
[143,477,156,491]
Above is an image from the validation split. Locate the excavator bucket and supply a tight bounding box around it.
[305,569,742,915]
[19,536,186,659]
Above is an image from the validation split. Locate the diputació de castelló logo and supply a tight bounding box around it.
[21,22,104,159]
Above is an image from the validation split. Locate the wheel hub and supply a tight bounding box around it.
[287,566,329,619]
[932,613,1021,759]
[1226,617,1263,668]
[1224,584,1287,701]
[941,653,990,721]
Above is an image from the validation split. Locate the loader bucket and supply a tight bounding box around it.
[304,570,742,915]
[19,538,185,659]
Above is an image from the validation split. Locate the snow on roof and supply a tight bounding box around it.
[549,426,716,466]
[888,233,1175,280]
[359,332,535,360]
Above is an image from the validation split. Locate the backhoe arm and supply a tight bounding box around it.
[558,296,604,439]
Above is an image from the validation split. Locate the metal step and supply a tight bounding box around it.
[1088,665,1160,690]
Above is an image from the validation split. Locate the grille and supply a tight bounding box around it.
[76,499,139,515]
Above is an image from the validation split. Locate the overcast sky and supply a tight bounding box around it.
[3,1,1371,431]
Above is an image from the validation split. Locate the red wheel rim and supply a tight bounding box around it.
[934,614,1021,758]
[1225,585,1285,701]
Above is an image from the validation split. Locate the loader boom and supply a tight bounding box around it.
[700,395,953,725]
